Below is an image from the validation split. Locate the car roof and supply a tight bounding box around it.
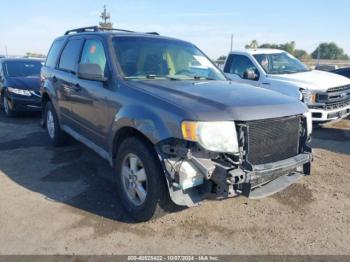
[55,29,190,45]
[229,48,285,56]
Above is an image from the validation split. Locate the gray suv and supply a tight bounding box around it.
[41,26,312,222]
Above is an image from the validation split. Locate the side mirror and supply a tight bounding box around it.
[77,64,108,82]
[243,69,259,81]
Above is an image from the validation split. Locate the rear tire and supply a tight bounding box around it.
[115,137,176,222]
[44,101,67,147]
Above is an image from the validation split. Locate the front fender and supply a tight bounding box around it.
[266,81,303,100]
[109,104,180,149]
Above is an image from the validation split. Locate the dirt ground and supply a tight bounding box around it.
[0,112,349,255]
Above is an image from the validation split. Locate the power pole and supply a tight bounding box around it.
[5,45,8,57]
[317,45,321,68]
[99,5,113,29]
[230,34,233,52]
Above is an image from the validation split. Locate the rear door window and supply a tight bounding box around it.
[58,39,83,73]
[45,39,64,68]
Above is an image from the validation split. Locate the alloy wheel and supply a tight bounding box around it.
[46,110,55,139]
[3,96,9,115]
[121,153,148,206]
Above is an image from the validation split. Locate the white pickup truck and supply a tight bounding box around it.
[223,49,350,123]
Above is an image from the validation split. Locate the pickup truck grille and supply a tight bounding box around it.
[325,98,350,110]
[316,85,350,108]
[246,116,300,165]
[327,85,350,93]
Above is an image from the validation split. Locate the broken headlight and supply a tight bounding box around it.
[181,121,239,153]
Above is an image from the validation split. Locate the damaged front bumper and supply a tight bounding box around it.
[157,141,312,207]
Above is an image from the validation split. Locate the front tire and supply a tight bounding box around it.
[2,92,15,117]
[44,102,67,147]
[115,137,175,222]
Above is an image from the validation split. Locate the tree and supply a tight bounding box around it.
[259,41,296,54]
[245,40,259,49]
[217,55,227,61]
[294,49,311,61]
[245,40,311,60]
[311,42,349,60]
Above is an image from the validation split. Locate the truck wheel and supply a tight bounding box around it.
[44,102,67,147]
[3,92,15,117]
[115,137,175,222]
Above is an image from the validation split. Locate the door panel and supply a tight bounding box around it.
[53,70,76,124]
[69,79,112,147]
[69,38,112,147]
[54,37,84,131]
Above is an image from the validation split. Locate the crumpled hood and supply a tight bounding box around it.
[130,80,307,121]
[267,70,350,91]
[6,76,40,91]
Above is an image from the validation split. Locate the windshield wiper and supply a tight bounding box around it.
[124,75,181,81]
[194,76,215,80]
[124,74,215,81]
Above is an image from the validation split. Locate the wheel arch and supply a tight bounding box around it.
[109,105,180,165]
[111,126,157,167]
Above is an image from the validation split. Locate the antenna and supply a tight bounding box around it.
[99,5,113,29]
[230,34,233,52]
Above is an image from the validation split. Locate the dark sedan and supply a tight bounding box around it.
[332,67,350,79]
[0,58,42,116]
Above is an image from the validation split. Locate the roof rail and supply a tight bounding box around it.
[64,26,99,35]
[64,26,159,35]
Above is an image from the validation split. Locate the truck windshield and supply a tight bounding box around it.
[113,36,226,80]
[4,61,42,77]
[254,52,310,75]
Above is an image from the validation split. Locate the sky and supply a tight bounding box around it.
[0,0,349,59]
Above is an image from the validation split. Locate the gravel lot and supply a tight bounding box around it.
[0,112,349,255]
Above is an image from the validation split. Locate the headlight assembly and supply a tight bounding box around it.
[300,89,316,104]
[7,87,31,96]
[181,121,239,153]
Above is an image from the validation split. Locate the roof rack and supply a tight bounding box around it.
[64,26,159,35]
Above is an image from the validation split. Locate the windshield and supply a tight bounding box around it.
[254,52,309,74]
[113,37,226,80]
[4,61,42,77]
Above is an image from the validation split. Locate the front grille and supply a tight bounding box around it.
[327,85,350,93]
[246,116,300,165]
[325,98,350,110]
